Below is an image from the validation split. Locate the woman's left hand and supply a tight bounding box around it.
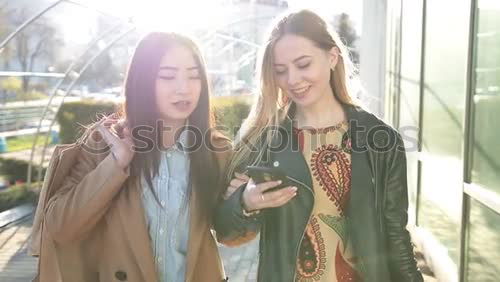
[223,172,250,200]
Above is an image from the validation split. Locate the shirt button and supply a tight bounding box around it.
[114,271,127,281]
[273,161,280,167]
[159,228,164,235]
[161,200,166,207]
[158,257,162,262]
[167,153,172,158]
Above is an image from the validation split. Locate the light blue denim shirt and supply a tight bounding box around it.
[141,132,190,282]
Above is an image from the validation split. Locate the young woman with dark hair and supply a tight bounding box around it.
[32,32,231,282]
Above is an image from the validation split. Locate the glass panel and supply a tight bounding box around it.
[399,0,423,224]
[466,199,500,281]
[399,0,423,130]
[384,0,402,121]
[471,0,500,196]
[418,0,470,266]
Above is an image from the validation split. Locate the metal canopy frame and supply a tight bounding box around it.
[0,0,266,186]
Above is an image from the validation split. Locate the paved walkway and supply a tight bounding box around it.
[0,215,260,282]
[0,216,38,282]
[0,217,435,282]
[219,236,259,281]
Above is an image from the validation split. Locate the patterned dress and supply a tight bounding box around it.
[294,121,363,282]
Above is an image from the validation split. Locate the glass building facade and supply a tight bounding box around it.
[385,0,500,281]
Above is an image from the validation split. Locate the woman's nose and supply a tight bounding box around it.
[175,78,190,95]
[287,69,301,86]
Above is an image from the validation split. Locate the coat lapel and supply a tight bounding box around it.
[271,130,314,191]
[270,118,314,191]
[117,178,158,282]
[348,149,382,277]
[31,144,79,256]
[345,104,392,281]
[185,184,209,282]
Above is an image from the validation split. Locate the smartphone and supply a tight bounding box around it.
[246,165,289,193]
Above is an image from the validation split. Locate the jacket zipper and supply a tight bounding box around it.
[286,175,315,282]
[364,152,382,231]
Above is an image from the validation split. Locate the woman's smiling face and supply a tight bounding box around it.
[273,34,339,108]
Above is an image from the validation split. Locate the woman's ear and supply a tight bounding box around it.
[328,46,340,70]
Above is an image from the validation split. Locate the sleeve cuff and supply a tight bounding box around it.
[102,153,130,179]
[228,186,261,221]
[110,151,131,176]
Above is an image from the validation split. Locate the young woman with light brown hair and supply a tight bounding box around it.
[214,10,423,282]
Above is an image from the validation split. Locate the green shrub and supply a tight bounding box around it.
[57,100,118,144]
[0,183,39,213]
[17,90,48,102]
[6,134,39,152]
[213,96,251,138]
[0,158,46,184]
[56,97,251,143]
[212,95,253,108]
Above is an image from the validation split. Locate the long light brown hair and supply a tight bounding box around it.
[226,10,357,182]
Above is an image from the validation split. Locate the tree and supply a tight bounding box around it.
[0,3,13,69]
[1,4,62,92]
[78,15,135,91]
[11,8,61,92]
[80,52,122,91]
[334,13,359,64]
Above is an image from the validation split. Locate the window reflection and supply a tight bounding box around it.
[471,2,500,196]
[399,0,423,224]
[466,199,500,281]
[418,0,470,265]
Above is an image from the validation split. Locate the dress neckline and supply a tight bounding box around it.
[292,120,347,135]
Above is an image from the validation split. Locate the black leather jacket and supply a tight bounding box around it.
[214,105,424,282]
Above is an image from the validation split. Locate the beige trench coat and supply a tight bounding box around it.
[30,126,232,282]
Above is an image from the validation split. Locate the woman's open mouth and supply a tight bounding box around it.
[172,101,191,111]
[290,86,311,99]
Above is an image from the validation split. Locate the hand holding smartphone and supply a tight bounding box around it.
[246,166,289,193]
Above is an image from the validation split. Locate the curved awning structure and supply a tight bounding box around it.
[0,0,365,186]
[0,0,290,185]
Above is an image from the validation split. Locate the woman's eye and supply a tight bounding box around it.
[158,76,175,80]
[297,63,310,69]
[275,69,286,75]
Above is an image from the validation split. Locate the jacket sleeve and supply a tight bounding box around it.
[384,134,423,282]
[213,183,262,247]
[44,130,129,245]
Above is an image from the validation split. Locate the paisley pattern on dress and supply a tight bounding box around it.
[318,213,348,251]
[335,242,363,282]
[310,144,352,215]
[294,124,362,281]
[295,216,326,281]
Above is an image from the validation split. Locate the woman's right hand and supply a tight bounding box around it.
[242,178,297,212]
[96,115,135,170]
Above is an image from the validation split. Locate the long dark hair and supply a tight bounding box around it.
[122,32,220,215]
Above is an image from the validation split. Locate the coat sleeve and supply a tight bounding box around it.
[43,129,130,245]
[213,184,262,247]
[384,133,423,282]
